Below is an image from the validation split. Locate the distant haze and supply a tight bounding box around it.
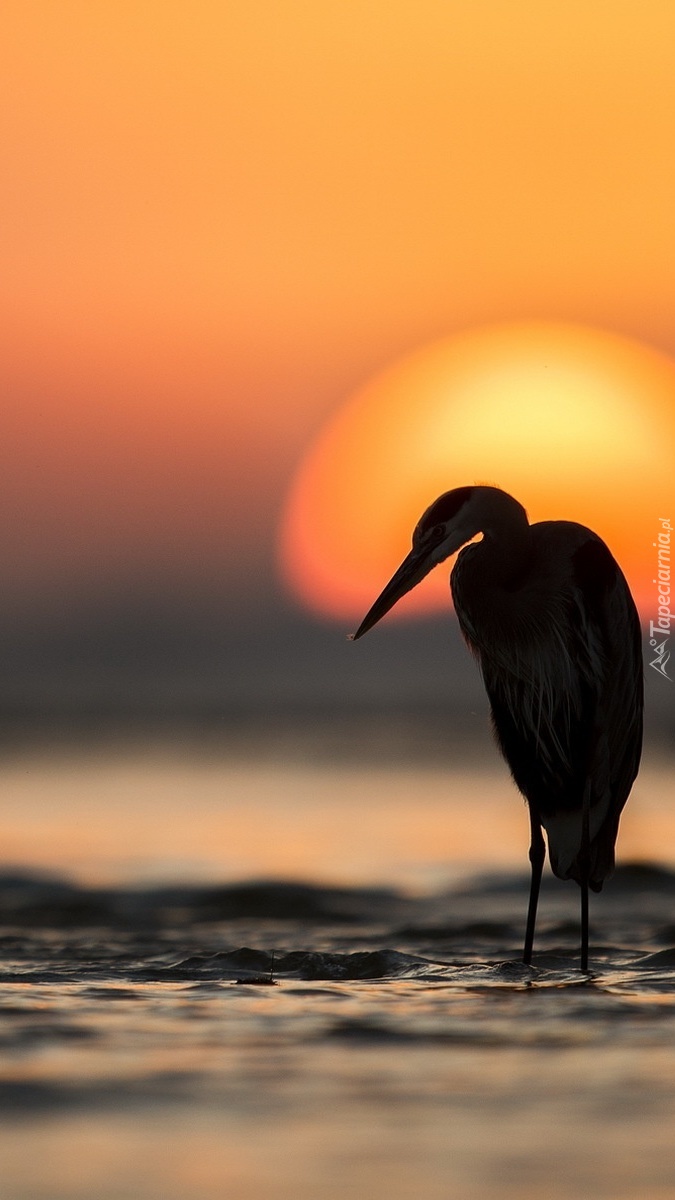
[0,597,670,761]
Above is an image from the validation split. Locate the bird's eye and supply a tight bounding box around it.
[433,524,446,540]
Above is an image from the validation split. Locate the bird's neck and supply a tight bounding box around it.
[476,498,532,588]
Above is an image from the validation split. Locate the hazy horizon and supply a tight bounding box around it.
[0,594,668,759]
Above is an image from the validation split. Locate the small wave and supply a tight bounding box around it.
[169,947,425,982]
[633,947,675,968]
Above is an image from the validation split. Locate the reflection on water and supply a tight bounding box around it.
[1,870,675,1200]
[0,743,674,1198]
[0,747,672,886]
[3,981,675,1200]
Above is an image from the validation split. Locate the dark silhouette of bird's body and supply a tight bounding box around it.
[352,486,643,970]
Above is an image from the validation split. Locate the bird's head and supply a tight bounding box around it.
[350,485,488,640]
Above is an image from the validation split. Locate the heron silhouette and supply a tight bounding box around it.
[351,486,643,970]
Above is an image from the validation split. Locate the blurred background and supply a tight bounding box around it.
[1,1,673,885]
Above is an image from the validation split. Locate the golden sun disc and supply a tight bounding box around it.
[279,322,675,622]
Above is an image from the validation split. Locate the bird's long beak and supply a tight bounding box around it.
[350,544,435,640]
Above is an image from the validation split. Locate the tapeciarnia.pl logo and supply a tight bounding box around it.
[649,517,672,680]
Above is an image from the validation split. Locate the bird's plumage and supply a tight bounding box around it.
[452,518,642,889]
[353,485,644,968]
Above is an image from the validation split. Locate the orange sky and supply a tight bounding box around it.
[2,3,675,616]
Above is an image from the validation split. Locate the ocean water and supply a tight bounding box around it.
[0,738,674,1199]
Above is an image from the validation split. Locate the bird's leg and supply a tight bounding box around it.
[580,879,589,973]
[579,781,591,972]
[523,806,545,966]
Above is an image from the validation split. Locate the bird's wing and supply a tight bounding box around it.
[569,534,643,819]
[473,524,643,887]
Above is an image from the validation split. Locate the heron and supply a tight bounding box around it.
[351,485,643,970]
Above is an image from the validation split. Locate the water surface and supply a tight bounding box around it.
[0,746,674,1198]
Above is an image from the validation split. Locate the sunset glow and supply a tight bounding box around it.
[280,322,675,622]
[2,8,675,618]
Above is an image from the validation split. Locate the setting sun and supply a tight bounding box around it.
[280,321,675,622]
